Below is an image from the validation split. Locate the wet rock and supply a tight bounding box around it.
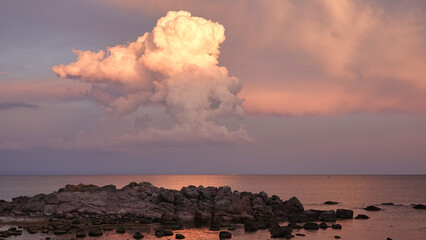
[296,233,305,236]
[303,222,320,230]
[287,222,303,229]
[269,227,292,238]
[365,206,381,211]
[133,232,144,239]
[355,214,369,219]
[284,197,304,213]
[319,210,336,222]
[219,231,232,239]
[413,204,426,209]
[116,227,126,234]
[335,236,341,239]
[324,201,339,205]
[381,202,394,206]
[88,227,103,237]
[319,222,328,229]
[175,233,185,239]
[331,224,342,229]
[303,209,322,221]
[336,209,353,219]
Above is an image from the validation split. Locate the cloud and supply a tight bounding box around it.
[53,11,251,144]
[100,0,426,116]
[0,101,39,110]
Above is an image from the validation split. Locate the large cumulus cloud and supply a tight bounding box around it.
[52,11,251,144]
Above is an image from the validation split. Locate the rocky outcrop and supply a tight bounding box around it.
[0,182,306,225]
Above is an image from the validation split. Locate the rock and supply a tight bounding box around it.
[303,222,320,230]
[284,197,304,212]
[304,209,322,221]
[287,222,303,229]
[324,201,339,205]
[160,191,175,203]
[88,227,103,237]
[163,229,173,236]
[319,222,328,229]
[387,238,392,240]
[331,224,342,229]
[413,204,426,209]
[116,227,126,234]
[336,209,353,219]
[355,214,369,219]
[296,233,305,236]
[365,206,381,211]
[381,202,394,206]
[319,210,336,222]
[155,229,165,237]
[175,233,185,239]
[335,236,341,239]
[219,231,232,239]
[244,220,258,232]
[133,232,144,239]
[27,228,37,234]
[75,230,86,238]
[53,229,68,235]
[269,227,292,238]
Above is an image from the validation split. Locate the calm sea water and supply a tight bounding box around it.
[0,175,425,239]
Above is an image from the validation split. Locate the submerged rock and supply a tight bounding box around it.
[355,214,370,219]
[324,201,339,205]
[413,204,426,210]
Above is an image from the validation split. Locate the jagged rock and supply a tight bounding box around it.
[284,197,304,213]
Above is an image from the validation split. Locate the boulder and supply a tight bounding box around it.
[175,233,185,239]
[336,209,353,219]
[269,227,293,238]
[160,191,175,203]
[303,222,320,230]
[284,197,304,213]
[319,210,336,222]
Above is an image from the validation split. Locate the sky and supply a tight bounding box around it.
[0,0,425,174]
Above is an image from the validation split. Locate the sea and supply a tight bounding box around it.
[0,175,425,240]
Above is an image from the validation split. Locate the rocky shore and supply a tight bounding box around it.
[0,182,371,239]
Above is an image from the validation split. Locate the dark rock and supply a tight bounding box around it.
[155,229,165,237]
[304,209,322,221]
[27,228,37,234]
[88,227,103,237]
[355,214,369,219]
[133,232,144,239]
[387,238,392,240]
[244,220,258,232]
[163,229,173,236]
[319,222,328,229]
[269,227,292,238]
[319,210,336,222]
[75,230,86,238]
[335,236,341,239]
[324,201,339,205]
[175,233,185,239]
[284,197,304,212]
[381,202,394,206]
[296,233,305,236]
[365,206,381,211]
[160,191,175,203]
[303,222,320,230]
[331,224,342,229]
[219,231,232,239]
[116,227,126,234]
[227,225,237,231]
[413,204,426,209]
[53,229,68,235]
[101,184,116,191]
[287,222,303,229]
[336,209,353,219]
